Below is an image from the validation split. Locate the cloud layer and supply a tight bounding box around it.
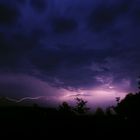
[0,0,140,100]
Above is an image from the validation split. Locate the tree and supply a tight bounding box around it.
[74,98,90,114]
[116,97,120,104]
[58,98,90,115]
[106,106,116,116]
[58,102,74,115]
[114,78,140,120]
[95,107,104,117]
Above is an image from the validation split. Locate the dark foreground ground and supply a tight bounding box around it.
[0,106,139,139]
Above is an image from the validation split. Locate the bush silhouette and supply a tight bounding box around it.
[74,98,90,114]
[58,98,90,115]
[58,102,73,115]
[115,93,140,119]
[115,78,140,120]
[95,107,105,117]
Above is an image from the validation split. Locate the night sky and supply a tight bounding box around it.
[0,0,140,107]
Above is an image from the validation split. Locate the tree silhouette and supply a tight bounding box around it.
[115,78,140,120]
[58,98,90,115]
[95,107,104,117]
[74,98,90,114]
[106,106,116,116]
[116,97,120,104]
[58,102,73,115]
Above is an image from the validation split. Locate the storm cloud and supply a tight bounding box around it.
[51,16,78,33]
[0,0,140,100]
[30,0,47,13]
[0,3,20,26]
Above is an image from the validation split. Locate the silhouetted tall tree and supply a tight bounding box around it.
[95,107,104,117]
[115,78,140,120]
[74,98,90,114]
[116,97,120,105]
[58,102,73,115]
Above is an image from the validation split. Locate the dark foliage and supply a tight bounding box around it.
[0,79,140,137]
[74,98,90,114]
[115,78,140,120]
[58,98,90,115]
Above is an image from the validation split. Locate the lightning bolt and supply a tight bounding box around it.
[6,96,46,103]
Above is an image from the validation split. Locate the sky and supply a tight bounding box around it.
[0,0,140,108]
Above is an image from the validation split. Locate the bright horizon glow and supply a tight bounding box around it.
[5,87,127,108]
[58,87,127,108]
[0,73,128,108]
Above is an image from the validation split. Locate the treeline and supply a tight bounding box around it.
[0,78,140,137]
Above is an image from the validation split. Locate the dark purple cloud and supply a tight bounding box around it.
[0,3,20,26]
[87,0,131,32]
[0,73,65,98]
[30,0,47,13]
[0,0,140,101]
[51,16,78,33]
